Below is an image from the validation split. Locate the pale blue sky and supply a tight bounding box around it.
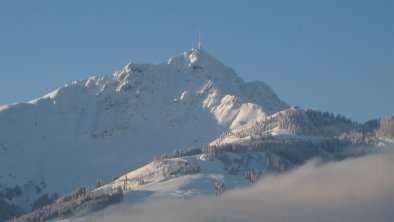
[0,0,393,122]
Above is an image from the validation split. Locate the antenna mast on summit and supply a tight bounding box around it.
[198,31,202,49]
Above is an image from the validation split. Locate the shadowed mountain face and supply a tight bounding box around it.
[0,48,288,197]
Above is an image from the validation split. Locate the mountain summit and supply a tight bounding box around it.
[0,48,287,208]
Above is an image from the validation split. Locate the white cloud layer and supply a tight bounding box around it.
[74,151,394,222]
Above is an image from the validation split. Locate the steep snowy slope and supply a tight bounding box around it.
[0,48,288,208]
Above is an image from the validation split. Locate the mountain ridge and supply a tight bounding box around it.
[0,48,288,216]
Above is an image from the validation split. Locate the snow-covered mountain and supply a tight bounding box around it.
[0,48,288,212]
[2,48,393,222]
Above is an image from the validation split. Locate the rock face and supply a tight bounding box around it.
[0,48,288,197]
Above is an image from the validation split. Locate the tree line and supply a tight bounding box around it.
[10,186,123,222]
